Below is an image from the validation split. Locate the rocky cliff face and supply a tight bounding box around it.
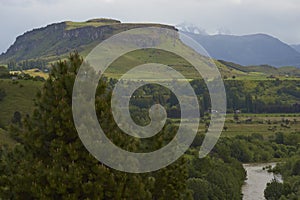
[2,22,66,60]
[0,19,175,62]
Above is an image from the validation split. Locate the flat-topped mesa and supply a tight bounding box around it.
[0,19,177,62]
[86,18,121,23]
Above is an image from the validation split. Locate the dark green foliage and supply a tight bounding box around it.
[187,134,247,200]
[213,132,299,163]
[275,132,284,144]
[1,52,263,199]
[245,94,253,113]
[0,66,10,78]
[0,88,6,101]
[134,79,300,115]
[8,59,47,71]
[11,111,22,127]
[33,76,45,82]
[1,51,300,199]
[264,179,284,200]
[230,140,252,162]
[292,160,300,176]
[265,150,300,199]
[188,178,211,200]
[186,151,246,200]
[0,53,190,199]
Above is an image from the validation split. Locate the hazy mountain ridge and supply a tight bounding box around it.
[218,60,300,77]
[182,31,300,68]
[291,44,300,53]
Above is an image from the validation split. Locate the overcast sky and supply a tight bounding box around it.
[0,0,299,53]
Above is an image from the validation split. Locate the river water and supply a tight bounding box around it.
[242,163,282,200]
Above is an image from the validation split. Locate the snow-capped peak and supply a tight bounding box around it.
[176,22,207,35]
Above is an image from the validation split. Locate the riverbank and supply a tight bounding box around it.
[242,163,282,200]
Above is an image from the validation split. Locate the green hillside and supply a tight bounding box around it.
[104,49,241,79]
[103,49,300,80]
[0,79,43,128]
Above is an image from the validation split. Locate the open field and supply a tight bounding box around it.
[172,113,300,138]
[221,122,300,138]
[222,113,300,137]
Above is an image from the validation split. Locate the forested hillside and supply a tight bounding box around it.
[0,53,299,199]
[0,53,245,199]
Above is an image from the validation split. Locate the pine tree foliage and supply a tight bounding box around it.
[0,53,189,199]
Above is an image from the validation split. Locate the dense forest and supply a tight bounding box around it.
[265,133,300,199]
[0,53,299,199]
[7,59,48,71]
[0,53,232,199]
[127,78,300,122]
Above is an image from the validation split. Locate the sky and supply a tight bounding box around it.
[0,0,300,53]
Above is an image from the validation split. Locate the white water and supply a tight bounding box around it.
[242,163,282,200]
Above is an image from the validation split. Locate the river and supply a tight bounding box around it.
[242,163,282,200]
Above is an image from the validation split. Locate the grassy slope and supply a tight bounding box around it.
[104,49,254,80]
[103,49,300,80]
[0,79,43,128]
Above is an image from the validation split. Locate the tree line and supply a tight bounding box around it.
[7,59,47,71]
[123,78,300,120]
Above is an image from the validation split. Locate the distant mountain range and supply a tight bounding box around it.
[1,19,300,68]
[291,44,300,54]
[182,31,300,68]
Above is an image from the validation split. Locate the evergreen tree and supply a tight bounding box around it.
[0,53,189,199]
